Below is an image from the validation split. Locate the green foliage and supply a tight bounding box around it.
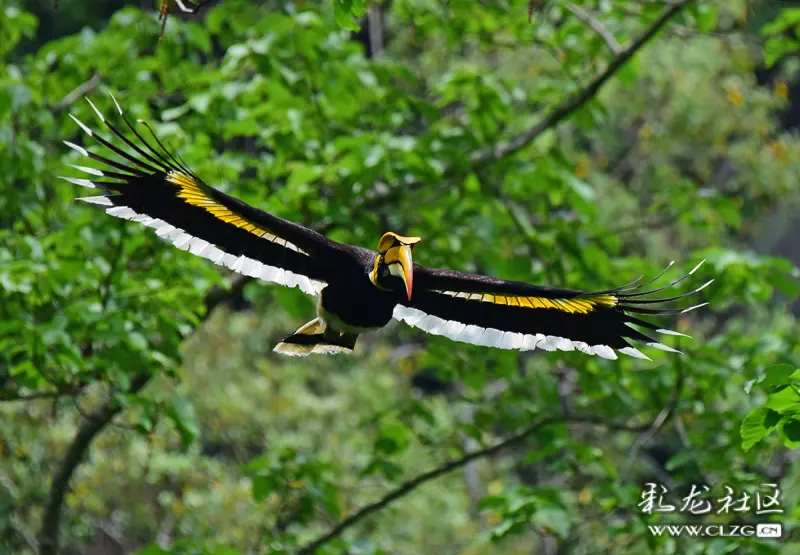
[1,0,800,554]
[762,8,800,68]
[333,0,367,31]
[742,364,800,451]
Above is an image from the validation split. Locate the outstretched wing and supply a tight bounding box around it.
[61,96,348,296]
[393,261,711,360]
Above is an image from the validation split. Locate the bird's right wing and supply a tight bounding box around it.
[61,96,348,296]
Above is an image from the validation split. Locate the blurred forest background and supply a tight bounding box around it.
[1,0,800,553]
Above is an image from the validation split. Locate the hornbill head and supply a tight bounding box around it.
[370,232,421,300]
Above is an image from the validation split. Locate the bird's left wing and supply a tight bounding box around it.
[61,96,348,296]
[393,262,711,360]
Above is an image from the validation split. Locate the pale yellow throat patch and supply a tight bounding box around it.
[369,256,385,289]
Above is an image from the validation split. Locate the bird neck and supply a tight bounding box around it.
[369,255,389,291]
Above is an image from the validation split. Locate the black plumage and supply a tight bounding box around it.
[61,96,711,360]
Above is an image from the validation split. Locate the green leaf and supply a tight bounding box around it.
[765,386,800,414]
[694,4,718,33]
[478,494,507,510]
[779,418,800,449]
[162,103,190,121]
[375,420,411,455]
[741,407,781,451]
[286,163,321,188]
[665,451,694,471]
[189,93,212,114]
[164,394,199,448]
[759,364,797,389]
[362,458,403,481]
[252,475,277,502]
[333,0,360,31]
[532,506,570,538]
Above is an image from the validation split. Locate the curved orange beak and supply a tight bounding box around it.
[386,244,414,301]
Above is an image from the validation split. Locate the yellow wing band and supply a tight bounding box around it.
[435,290,617,314]
[168,171,306,254]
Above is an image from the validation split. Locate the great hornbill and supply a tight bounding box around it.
[61,97,711,360]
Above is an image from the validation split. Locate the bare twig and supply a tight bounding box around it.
[306,0,691,237]
[297,414,654,554]
[367,2,384,57]
[38,373,151,555]
[470,0,693,166]
[528,0,549,22]
[459,380,510,524]
[200,273,253,321]
[0,390,69,402]
[12,514,39,553]
[72,394,138,432]
[100,223,126,311]
[0,381,90,403]
[617,362,685,483]
[567,3,621,54]
[50,73,101,113]
[606,213,677,235]
[297,415,563,554]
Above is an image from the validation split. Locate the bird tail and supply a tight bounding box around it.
[273,318,357,356]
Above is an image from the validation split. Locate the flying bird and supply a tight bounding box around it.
[61,97,711,360]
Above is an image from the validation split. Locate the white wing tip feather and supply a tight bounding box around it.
[68,113,93,136]
[593,345,618,360]
[647,342,683,354]
[69,164,104,176]
[619,347,652,361]
[656,328,691,338]
[76,195,113,206]
[84,96,105,122]
[681,302,709,314]
[106,205,137,220]
[60,176,96,188]
[695,279,714,293]
[63,140,89,157]
[109,93,124,115]
[688,259,706,275]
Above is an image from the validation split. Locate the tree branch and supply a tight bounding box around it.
[367,2,384,58]
[49,72,101,113]
[470,0,693,167]
[201,273,253,322]
[37,373,151,555]
[308,0,691,231]
[297,413,654,554]
[617,361,686,483]
[0,387,84,403]
[567,3,621,54]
